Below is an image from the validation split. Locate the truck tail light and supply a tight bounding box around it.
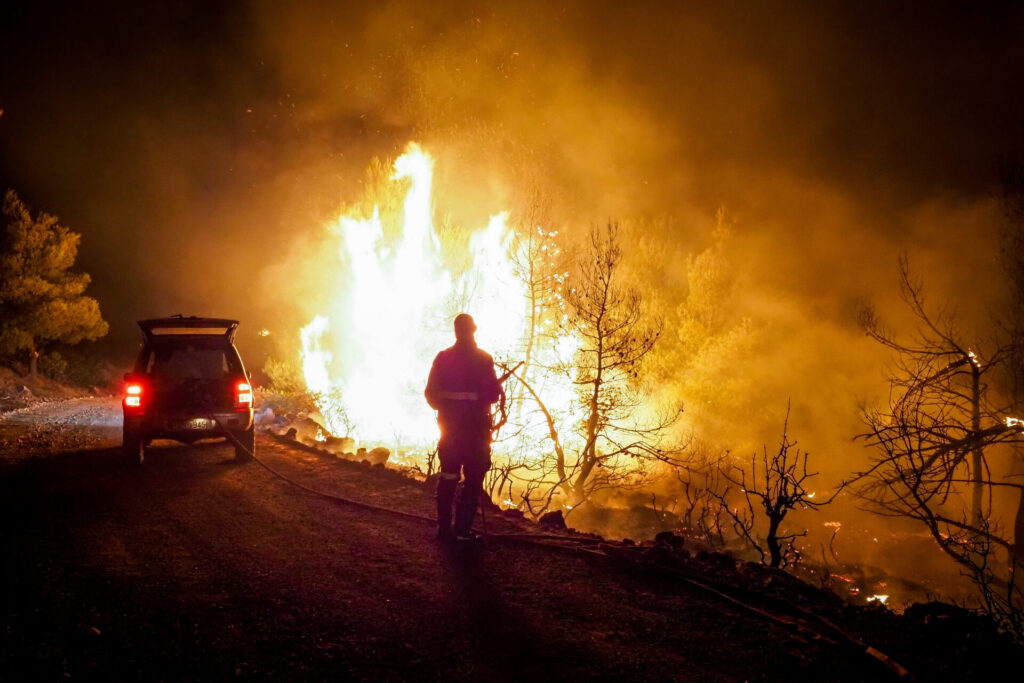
[124,383,143,409]
[236,382,252,408]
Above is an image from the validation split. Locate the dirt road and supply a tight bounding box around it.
[0,396,122,462]
[0,399,1011,681]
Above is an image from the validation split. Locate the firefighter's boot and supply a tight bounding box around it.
[454,468,486,539]
[436,473,459,541]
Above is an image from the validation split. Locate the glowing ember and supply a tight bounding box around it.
[1006,416,1023,429]
[867,594,889,605]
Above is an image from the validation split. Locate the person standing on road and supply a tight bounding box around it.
[425,313,502,543]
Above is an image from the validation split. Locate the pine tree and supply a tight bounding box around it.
[0,190,108,378]
[562,222,667,501]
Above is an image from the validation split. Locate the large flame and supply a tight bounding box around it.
[300,143,545,458]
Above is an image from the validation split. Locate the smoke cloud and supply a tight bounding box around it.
[2,0,1023,573]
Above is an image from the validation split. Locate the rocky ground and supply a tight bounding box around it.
[0,365,100,414]
[0,396,1021,681]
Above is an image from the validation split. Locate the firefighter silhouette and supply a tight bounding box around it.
[425,313,502,542]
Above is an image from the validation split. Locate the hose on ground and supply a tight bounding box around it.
[213,420,910,679]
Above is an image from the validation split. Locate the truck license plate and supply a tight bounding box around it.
[172,418,213,431]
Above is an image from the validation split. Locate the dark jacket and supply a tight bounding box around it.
[425,341,501,432]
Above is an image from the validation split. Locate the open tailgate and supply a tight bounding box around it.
[138,316,239,342]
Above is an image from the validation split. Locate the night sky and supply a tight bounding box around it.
[1,1,1023,361]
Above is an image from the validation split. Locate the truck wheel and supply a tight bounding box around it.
[122,428,145,465]
[234,427,255,462]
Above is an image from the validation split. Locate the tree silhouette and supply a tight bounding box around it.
[714,406,838,568]
[856,256,1023,632]
[560,222,676,501]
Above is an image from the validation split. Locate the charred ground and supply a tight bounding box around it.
[1,398,1021,681]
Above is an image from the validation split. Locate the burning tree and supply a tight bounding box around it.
[484,206,571,507]
[495,222,683,513]
[508,196,568,387]
[299,144,533,452]
[856,256,1023,630]
[0,190,108,377]
[558,222,678,502]
[295,144,685,516]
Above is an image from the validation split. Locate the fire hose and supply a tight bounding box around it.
[207,413,909,680]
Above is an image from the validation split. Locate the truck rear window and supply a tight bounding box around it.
[144,347,238,381]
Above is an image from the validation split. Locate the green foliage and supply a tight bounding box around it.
[37,351,68,380]
[258,356,320,419]
[0,190,108,374]
[262,357,306,394]
[651,209,760,447]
